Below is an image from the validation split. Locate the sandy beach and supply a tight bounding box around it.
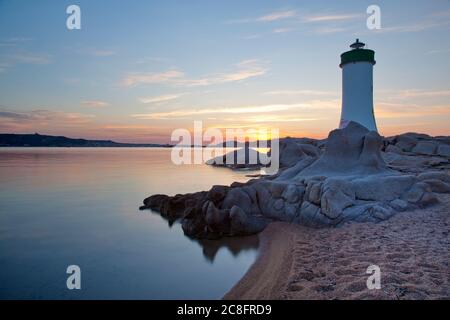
[224,194,450,300]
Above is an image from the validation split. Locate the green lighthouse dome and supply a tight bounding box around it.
[340,39,376,68]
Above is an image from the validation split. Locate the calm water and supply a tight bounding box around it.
[0,148,258,300]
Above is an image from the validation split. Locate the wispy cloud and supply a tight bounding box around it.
[227,9,297,24]
[376,102,450,119]
[81,100,110,108]
[313,26,348,34]
[302,13,361,23]
[88,49,116,57]
[77,47,117,57]
[226,115,321,123]
[0,37,32,47]
[264,89,338,96]
[132,103,312,120]
[0,108,94,132]
[138,94,184,104]
[0,51,51,73]
[135,57,171,64]
[378,89,450,100]
[272,28,293,34]
[425,48,450,55]
[122,60,267,87]
[376,21,450,33]
[229,10,361,36]
[374,11,450,34]
[122,70,184,87]
[396,89,450,98]
[257,10,297,22]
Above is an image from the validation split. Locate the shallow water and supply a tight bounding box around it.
[0,148,258,299]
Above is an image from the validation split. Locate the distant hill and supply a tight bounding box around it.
[0,133,172,147]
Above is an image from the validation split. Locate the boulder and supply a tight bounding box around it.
[282,184,305,203]
[229,205,268,235]
[417,171,450,183]
[421,179,450,193]
[436,144,450,157]
[352,175,416,201]
[389,199,409,211]
[305,179,323,205]
[222,187,252,213]
[412,141,437,155]
[369,205,394,220]
[279,139,306,168]
[404,182,429,204]
[294,201,320,226]
[385,144,402,154]
[204,201,228,229]
[394,135,418,152]
[320,178,355,219]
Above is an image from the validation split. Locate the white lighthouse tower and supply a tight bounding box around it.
[339,39,377,132]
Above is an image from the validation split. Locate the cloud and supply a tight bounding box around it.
[132,103,311,120]
[396,89,450,98]
[122,70,185,87]
[0,52,51,73]
[257,10,297,22]
[240,34,263,40]
[272,28,293,34]
[81,100,110,108]
[77,47,117,57]
[218,59,267,82]
[0,108,94,132]
[225,115,321,123]
[229,10,361,37]
[0,37,33,47]
[229,10,360,25]
[122,60,267,87]
[374,12,450,34]
[376,21,448,33]
[425,48,450,55]
[302,14,361,23]
[376,102,450,119]
[313,26,348,34]
[226,10,297,24]
[88,49,116,57]
[264,89,338,96]
[378,89,450,101]
[138,94,184,104]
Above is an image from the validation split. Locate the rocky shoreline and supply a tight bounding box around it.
[140,122,450,240]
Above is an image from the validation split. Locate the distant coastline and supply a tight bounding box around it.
[0,133,172,148]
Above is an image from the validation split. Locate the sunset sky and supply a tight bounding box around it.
[1,0,449,143]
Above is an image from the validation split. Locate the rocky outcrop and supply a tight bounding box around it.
[206,137,323,170]
[382,132,450,173]
[140,121,450,239]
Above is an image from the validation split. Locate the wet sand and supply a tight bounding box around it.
[224,194,450,300]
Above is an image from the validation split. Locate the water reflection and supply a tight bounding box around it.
[196,235,260,263]
[148,209,260,263]
[0,147,259,299]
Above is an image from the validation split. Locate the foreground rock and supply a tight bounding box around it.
[140,122,450,239]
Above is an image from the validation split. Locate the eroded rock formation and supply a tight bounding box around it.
[140,122,450,239]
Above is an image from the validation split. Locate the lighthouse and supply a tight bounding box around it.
[339,39,377,132]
